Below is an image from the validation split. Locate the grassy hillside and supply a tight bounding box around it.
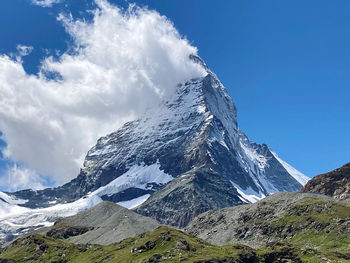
[275,196,350,262]
[1,226,349,262]
[186,192,350,263]
[0,226,306,263]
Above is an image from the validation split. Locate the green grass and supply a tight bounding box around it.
[270,197,350,262]
[1,225,349,262]
[0,227,259,263]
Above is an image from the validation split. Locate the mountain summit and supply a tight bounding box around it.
[1,56,308,241]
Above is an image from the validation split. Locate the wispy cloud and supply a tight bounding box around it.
[32,0,62,7]
[16,45,34,57]
[0,0,205,190]
[0,165,46,191]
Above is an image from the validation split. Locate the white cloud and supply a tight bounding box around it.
[16,45,33,57]
[0,165,46,191]
[32,0,62,7]
[0,0,205,190]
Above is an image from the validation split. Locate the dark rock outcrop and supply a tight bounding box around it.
[301,162,350,200]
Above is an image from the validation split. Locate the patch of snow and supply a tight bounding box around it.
[239,141,268,170]
[208,127,229,151]
[117,194,150,209]
[270,151,309,185]
[230,181,265,203]
[93,162,173,197]
[256,175,279,194]
[197,105,206,113]
[0,192,30,216]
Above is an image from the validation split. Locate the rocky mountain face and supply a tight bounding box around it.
[301,162,350,200]
[185,192,350,261]
[1,55,308,242]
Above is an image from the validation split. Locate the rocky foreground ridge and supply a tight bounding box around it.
[186,192,350,249]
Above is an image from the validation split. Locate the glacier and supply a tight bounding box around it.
[0,162,171,244]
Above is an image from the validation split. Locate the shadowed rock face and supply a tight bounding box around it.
[136,168,243,227]
[46,226,94,239]
[8,56,305,229]
[301,162,350,200]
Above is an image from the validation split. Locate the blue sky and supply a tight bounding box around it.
[0,0,349,190]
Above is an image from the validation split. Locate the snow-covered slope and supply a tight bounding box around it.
[0,162,171,245]
[0,192,29,216]
[0,192,102,245]
[2,55,309,240]
[90,162,172,200]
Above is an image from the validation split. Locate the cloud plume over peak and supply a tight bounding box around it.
[0,0,205,190]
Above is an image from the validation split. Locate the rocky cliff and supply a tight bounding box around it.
[301,162,350,200]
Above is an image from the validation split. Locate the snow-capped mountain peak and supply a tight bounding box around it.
[1,55,309,242]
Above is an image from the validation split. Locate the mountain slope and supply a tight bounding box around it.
[136,167,243,227]
[301,162,350,200]
[43,201,160,245]
[185,192,350,261]
[1,55,308,241]
[3,224,350,263]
